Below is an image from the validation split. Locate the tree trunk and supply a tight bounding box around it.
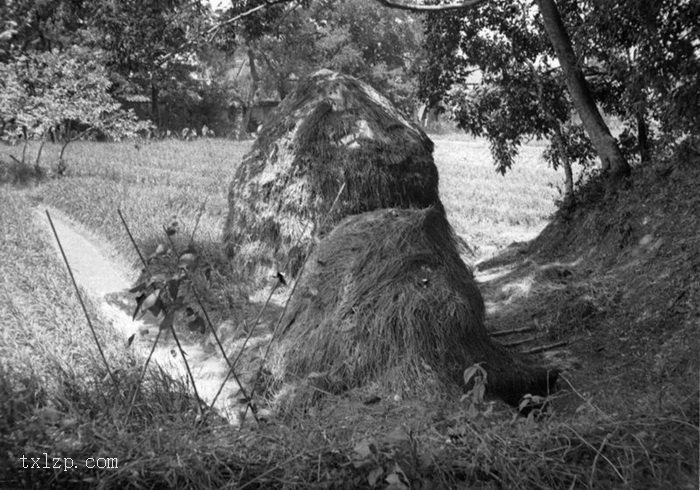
[535,0,630,181]
[525,58,575,207]
[636,111,650,164]
[277,76,288,101]
[551,128,575,207]
[243,47,260,134]
[151,83,160,128]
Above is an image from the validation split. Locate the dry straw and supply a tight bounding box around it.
[273,207,558,407]
[224,69,442,280]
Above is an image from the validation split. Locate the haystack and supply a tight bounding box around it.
[223,69,441,278]
[273,207,558,406]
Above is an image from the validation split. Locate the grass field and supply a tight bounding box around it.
[1,136,695,488]
[1,136,561,263]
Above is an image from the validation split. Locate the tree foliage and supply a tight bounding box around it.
[420,0,698,183]
[570,0,700,155]
[421,0,593,190]
[88,0,214,126]
[223,0,425,115]
[0,0,92,60]
[0,47,150,143]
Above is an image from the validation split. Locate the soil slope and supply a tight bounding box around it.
[477,152,700,418]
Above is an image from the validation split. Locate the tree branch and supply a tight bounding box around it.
[372,0,488,13]
[205,0,294,42]
[157,0,296,67]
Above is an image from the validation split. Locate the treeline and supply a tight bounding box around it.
[419,0,698,199]
[0,0,424,142]
[1,0,697,191]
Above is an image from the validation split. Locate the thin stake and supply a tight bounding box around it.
[206,285,279,414]
[188,283,259,424]
[46,210,118,387]
[490,326,535,337]
[189,195,209,244]
[162,226,257,423]
[241,182,347,423]
[501,335,541,348]
[117,209,161,424]
[206,201,317,413]
[124,328,163,422]
[118,209,151,276]
[522,341,568,355]
[168,323,206,415]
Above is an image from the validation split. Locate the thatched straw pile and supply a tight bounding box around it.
[274,207,558,406]
[223,69,440,278]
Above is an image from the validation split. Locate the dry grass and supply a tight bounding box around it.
[273,207,556,408]
[224,71,441,281]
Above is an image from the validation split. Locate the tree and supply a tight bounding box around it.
[534,0,629,179]
[418,0,595,204]
[89,0,213,128]
[221,0,425,118]
[565,0,700,163]
[0,47,151,162]
[0,0,92,60]
[414,0,631,184]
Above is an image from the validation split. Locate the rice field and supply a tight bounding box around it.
[0,135,562,265]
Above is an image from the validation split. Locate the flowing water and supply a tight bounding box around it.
[35,207,266,424]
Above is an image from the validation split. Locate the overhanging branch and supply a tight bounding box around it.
[373,0,488,12]
[204,0,295,42]
[157,0,295,67]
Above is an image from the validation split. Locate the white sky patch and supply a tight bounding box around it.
[209,0,230,11]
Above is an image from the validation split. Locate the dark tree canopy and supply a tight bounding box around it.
[420,0,698,186]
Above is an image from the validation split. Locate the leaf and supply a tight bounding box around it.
[165,220,179,236]
[178,251,197,270]
[463,362,487,386]
[353,439,377,460]
[165,278,180,300]
[385,471,408,490]
[463,365,480,384]
[367,466,383,486]
[147,243,168,263]
[129,280,149,294]
[187,314,206,334]
[127,333,135,347]
[134,289,160,319]
[363,395,381,405]
[519,395,533,412]
[132,292,146,320]
[146,297,164,318]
